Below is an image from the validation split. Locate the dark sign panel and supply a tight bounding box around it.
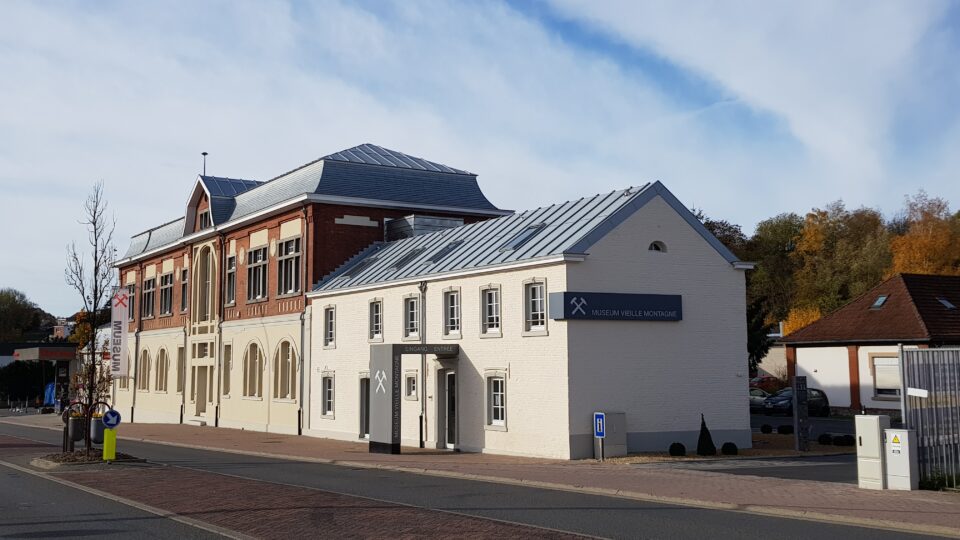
[548,292,682,321]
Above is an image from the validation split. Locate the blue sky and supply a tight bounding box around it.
[1,1,959,316]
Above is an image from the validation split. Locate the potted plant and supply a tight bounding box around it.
[68,411,85,442]
[90,411,105,444]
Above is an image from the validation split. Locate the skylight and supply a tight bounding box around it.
[391,248,426,270]
[427,240,464,264]
[343,256,378,278]
[938,297,957,310]
[500,223,545,252]
[870,295,888,309]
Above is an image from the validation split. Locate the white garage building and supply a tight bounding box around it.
[305,182,753,459]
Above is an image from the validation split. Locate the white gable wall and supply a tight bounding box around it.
[565,195,751,456]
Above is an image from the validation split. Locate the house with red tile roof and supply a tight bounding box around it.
[781,273,960,412]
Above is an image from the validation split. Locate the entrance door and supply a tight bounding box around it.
[196,366,207,415]
[359,378,370,439]
[445,371,456,449]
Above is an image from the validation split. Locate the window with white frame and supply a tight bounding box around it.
[225,256,236,305]
[277,238,301,295]
[155,349,169,391]
[323,307,336,347]
[141,278,155,318]
[273,341,296,400]
[243,343,264,397]
[176,346,185,393]
[481,287,500,334]
[444,290,460,336]
[369,300,383,340]
[180,268,189,312]
[199,210,212,230]
[321,375,334,416]
[404,296,420,338]
[127,284,136,321]
[524,281,546,332]
[137,350,151,391]
[487,376,506,426]
[247,247,268,301]
[222,344,232,396]
[405,373,418,400]
[159,273,174,315]
[196,247,212,321]
[873,357,901,398]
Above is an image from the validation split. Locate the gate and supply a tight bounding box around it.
[902,348,960,489]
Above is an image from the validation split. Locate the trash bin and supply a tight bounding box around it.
[68,416,85,442]
[90,417,105,444]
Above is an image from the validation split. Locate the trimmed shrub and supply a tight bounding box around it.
[720,442,738,455]
[777,424,794,435]
[817,434,834,445]
[697,414,717,456]
[669,442,686,457]
[760,424,773,434]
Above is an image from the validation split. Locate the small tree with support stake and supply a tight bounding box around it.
[64,181,116,453]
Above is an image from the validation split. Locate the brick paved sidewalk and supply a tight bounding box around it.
[5,414,960,536]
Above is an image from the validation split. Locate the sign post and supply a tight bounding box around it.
[594,411,606,461]
[793,376,809,452]
[102,410,121,461]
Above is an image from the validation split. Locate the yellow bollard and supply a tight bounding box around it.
[103,428,117,461]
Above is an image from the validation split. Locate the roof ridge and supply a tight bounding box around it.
[784,275,896,340]
[899,273,933,339]
[130,216,185,238]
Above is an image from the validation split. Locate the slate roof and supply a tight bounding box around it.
[120,144,503,261]
[313,181,742,293]
[783,274,960,345]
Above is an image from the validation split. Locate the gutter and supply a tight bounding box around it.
[418,281,427,449]
[298,204,308,436]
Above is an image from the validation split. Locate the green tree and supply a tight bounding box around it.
[744,213,804,323]
[0,288,55,342]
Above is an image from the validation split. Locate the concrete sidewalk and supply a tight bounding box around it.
[5,414,959,537]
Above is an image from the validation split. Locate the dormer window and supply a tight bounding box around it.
[199,210,212,230]
[648,241,667,252]
[870,295,888,309]
[938,297,957,310]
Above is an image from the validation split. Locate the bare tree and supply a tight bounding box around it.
[65,181,116,452]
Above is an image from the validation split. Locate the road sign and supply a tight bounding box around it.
[594,412,605,439]
[102,409,122,429]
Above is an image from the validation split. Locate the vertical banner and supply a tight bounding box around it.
[110,288,129,378]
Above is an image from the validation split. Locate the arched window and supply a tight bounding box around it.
[648,241,667,252]
[273,341,297,400]
[196,246,213,322]
[243,343,264,398]
[137,350,151,391]
[155,349,169,392]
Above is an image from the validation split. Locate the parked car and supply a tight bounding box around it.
[750,376,785,393]
[749,387,770,414]
[762,387,830,417]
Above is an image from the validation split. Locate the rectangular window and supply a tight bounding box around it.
[180,268,189,312]
[176,346,185,393]
[141,278,155,318]
[873,357,901,397]
[277,238,301,295]
[369,301,382,340]
[127,284,136,321]
[321,376,334,416]
[199,210,212,230]
[159,273,174,315]
[225,256,236,305]
[488,376,506,426]
[481,288,500,334]
[525,282,546,332]
[404,296,420,338]
[222,344,232,396]
[324,307,336,347]
[405,374,418,400]
[443,291,460,336]
[247,247,268,301]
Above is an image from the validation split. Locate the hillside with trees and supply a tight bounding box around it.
[0,288,58,342]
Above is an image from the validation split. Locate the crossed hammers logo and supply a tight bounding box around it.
[570,296,588,315]
[113,293,128,308]
[374,370,387,394]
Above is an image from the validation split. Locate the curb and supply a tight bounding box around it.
[2,418,958,538]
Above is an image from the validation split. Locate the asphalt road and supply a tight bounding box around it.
[0,422,938,540]
[0,459,218,539]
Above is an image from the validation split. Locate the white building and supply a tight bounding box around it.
[306,182,753,459]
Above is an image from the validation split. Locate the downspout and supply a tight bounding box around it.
[419,280,427,448]
[215,234,225,427]
[298,204,308,435]
[180,248,190,424]
[131,261,143,423]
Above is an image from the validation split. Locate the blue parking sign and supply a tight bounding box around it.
[594,412,605,439]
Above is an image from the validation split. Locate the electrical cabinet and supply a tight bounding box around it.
[856,415,890,490]
[884,429,919,490]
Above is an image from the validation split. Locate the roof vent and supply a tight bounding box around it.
[870,295,888,309]
[938,297,957,310]
[385,215,464,241]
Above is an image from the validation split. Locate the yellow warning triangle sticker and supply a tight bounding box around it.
[892,435,901,443]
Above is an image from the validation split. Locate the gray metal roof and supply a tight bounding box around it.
[322,143,473,175]
[122,218,186,259]
[313,181,742,293]
[120,144,503,262]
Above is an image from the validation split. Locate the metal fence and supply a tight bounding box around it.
[902,348,960,489]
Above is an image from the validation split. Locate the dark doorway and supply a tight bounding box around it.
[359,377,370,439]
[445,371,457,449]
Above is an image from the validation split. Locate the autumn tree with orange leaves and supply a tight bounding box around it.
[889,191,960,276]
